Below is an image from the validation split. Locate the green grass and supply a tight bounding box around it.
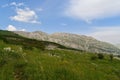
[0,30,120,80]
[0,46,120,80]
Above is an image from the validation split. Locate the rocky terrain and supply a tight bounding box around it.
[14,31,120,54]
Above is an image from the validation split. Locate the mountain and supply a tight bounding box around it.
[115,44,120,49]
[0,30,120,80]
[14,31,120,54]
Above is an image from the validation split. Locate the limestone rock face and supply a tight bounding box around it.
[14,31,120,54]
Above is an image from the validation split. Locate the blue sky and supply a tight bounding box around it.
[0,0,120,44]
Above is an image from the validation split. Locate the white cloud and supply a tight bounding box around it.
[2,2,40,24]
[10,8,40,24]
[10,2,24,7]
[89,27,120,44]
[2,2,24,8]
[6,25,17,31]
[21,29,26,31]
[6,25,26,31]
[65,0,120,22]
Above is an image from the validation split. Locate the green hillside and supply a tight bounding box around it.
[0,30,120,80]
[0,30,81,51]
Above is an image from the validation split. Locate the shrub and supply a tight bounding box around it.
[0,59,7,67]
[109,54,113,61]
[91,55,97,60]
[117,55,120,57]
[97,53,104,59]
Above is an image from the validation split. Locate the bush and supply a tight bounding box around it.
[97,53,104,59]
[109,54,113,61]
[117,55,120,57]
[0,59,7,67]
[91,55,97,60]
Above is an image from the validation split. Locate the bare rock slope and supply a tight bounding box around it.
[14,31,120,54]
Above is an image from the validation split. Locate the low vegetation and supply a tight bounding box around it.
[0,30,120,80]
[0,47,120,80]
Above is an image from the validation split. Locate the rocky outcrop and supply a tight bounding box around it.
[14,31,120,54]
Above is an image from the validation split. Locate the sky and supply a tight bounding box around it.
[0,0,120,44]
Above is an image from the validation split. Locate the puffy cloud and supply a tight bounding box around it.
[89,27,120,44]
[6,25,17,31]
[65,0,120,22]
[6,25,26,31]
[10,8,40,24]
[2,2,40,24]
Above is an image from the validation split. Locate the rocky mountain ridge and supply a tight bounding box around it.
[14,31,120,54]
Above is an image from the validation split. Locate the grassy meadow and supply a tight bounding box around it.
[0,30,120,80]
